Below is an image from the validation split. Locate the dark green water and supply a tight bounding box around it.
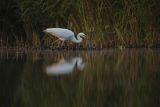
[0,49,160,107]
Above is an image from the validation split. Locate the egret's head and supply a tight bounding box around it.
[78,32,86,39]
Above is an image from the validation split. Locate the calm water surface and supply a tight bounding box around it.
[0,49,160,107]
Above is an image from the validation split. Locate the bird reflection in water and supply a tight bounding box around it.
[46,57,85,75]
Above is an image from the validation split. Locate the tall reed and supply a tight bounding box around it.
[1,0,160,48]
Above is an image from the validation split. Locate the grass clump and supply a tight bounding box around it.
[0,0,160,49]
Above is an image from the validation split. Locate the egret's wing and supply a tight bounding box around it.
[46,63,74,75]
[50,32,63,39]
[45,28,74,40]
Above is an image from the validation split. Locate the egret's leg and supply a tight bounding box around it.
[58,40,61,47]
[61,40,64,46]
[50,39,58,48]
[60,40,65,48]
[53,39,60,44]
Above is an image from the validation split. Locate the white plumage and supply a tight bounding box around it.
[43,28,85,43]
[46,57,85,75]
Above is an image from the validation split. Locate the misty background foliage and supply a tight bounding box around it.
[0,0,160,47]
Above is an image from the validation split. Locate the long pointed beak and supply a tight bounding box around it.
[83,35,87,39]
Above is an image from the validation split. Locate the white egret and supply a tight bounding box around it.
[46,57,85,75]
[43,28,86,44]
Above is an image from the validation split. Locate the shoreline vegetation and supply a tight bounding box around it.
[0,48,159,59]
[1,0,160,49]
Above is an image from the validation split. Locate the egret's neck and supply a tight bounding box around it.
[71,57,82,64]
[71,35,82,43]
[71,57,84,71]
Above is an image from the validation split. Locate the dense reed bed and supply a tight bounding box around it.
[0,0,160,49]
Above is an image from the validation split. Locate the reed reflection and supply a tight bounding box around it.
[0,49,160,107]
